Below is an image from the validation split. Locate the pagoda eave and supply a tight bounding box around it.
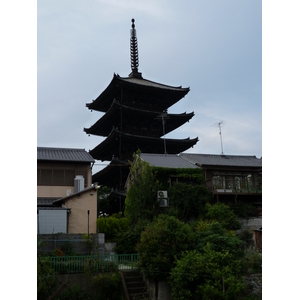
[86,73,190,112]
[84,101,195,137]
[89,129,198,161]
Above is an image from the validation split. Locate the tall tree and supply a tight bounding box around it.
[124,151,160,225]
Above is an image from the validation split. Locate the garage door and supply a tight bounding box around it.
[38,209,67,234]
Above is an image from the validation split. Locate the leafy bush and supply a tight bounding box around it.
[37,256,56,300]
[56,284,94,300]
[53,247,64,256]
[114,219,150,254]
[169,247,245,300]
[205,203,241,230]
[229,202,257,218]
[97,216,129,241]
[241,248,262,274]
[91,272,123,300]
[137,215,195,281]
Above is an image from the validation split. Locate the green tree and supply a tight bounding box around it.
[194,221,244,258]
[169,247,245,300]
[136,215,194,281]
[124,151,160,225]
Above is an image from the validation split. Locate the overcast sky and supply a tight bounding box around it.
[37,0,262,173]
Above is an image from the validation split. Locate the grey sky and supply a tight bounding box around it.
[37,0,262,173]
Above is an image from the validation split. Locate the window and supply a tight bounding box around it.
[37,168,84,186]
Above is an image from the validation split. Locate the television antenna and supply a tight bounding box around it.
[214,121,225,155]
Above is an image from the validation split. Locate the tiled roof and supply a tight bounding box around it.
[37,197,61,206]
[120,76,190,91]
[37,147,95,163]
[180,153,262,168]
[140,153,198,169]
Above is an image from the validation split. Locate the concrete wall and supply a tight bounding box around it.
[144,278,173,300]
[38,233,106,255]
[239,217,262,230]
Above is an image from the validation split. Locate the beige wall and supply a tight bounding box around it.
[37,185,75,198]
[62,190,97,234]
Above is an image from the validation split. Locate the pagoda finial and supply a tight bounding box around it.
[129,18,142,78]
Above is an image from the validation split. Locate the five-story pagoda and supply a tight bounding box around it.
[84,19,198,212]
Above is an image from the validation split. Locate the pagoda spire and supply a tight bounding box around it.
[129,18,142,78]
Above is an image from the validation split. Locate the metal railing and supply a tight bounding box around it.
[46,253,138,273]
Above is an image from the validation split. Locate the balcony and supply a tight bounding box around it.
[208,177,262,195]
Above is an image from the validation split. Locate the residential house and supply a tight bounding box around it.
[180,153,262,213]
[37,147,98,234]
[136,152,262,215]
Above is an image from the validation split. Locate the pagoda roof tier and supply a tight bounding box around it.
[89,128,198,161]
[92,158,130,188]
[84,101,194,138]
[86,73,190,113]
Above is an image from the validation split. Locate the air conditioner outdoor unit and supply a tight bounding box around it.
[159,198,169,207]
[157,190,168,198]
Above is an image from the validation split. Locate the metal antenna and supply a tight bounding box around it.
[215,121,225,155]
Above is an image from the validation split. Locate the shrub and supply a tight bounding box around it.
[241,248,262,274]
[91,272,123,300]
[205,203,241,230]
[56,284,93,300]
[53,247,64,256]
[37,256,56,300]
[97,216,129,241]
[114,219,150,254]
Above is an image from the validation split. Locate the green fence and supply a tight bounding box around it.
[46,254,138,273]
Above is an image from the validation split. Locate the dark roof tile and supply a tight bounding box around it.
[140,153,198,169]
[180,153,262,168]
[37,147,95,163]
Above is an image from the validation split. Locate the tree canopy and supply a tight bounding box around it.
[136,215,194,281]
